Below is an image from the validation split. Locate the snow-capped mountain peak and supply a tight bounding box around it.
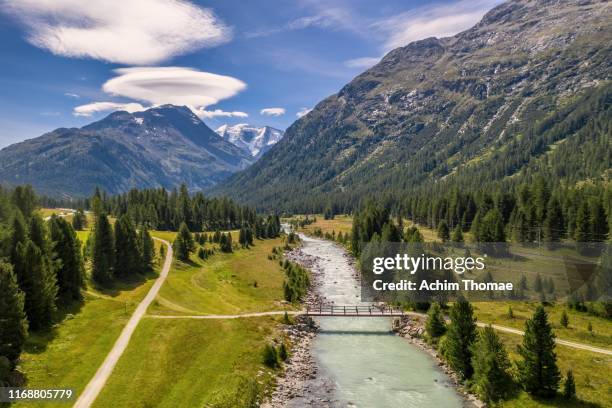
[216,124,284,159]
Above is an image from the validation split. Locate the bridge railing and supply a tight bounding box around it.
[305,304,405,316]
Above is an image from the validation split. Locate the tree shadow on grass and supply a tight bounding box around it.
[23,299,84,355]
[92,269,159,298]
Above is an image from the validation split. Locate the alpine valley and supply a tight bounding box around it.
[213,0,612,212]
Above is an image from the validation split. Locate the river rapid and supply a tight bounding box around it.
[288,233,465,408]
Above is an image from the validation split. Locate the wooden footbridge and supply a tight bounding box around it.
[305,304,406,317]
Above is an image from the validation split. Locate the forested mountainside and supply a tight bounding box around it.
[213,0,611,212]
[0,105,253,197]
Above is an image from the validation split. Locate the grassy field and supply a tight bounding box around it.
[290,214,353,236]
[15,276,158,408]
[90,234,292,407]
[12,229,162,408]
[473,301,612,349]
[149,235,292,315]
[496,331,611,408]
[92,317,281,408]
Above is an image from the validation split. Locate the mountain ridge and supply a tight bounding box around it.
[211,0,612,211]
[0,105,253,197]
[216,123,284,159]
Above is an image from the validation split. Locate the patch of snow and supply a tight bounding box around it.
[216,124,284,158]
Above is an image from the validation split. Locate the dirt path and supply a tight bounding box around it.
[148,310,304,319]
[73,238,173,408]
[150,309,612,356]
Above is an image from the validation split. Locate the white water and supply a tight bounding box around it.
[295,234,464,407]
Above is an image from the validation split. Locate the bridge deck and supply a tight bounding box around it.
[305,305,405,317]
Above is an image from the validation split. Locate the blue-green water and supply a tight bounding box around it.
[295,234,465,407]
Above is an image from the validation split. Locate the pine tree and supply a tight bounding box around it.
[451,225,464,243]
[471,325,512,402]
[49,216,85,303]
[517,305,560,398]
[11,185,37,217]
[114,215,142,278]
[444,298,477,379]
[543,197,564,243]
[0,262,28,361]
[10,211,28,267]
[589,198,608,242]
[14,240,58,330]
[29,214,48,253]
[139,227,155,272]
[560,310,569,328]
[174,222,195,261]
[72,209,87,231]
[426,302,446,339]
[563,370,576,400]
[574,201,590,242]
[534,273,543,293]
[437,220,450,242]
[478,209,505,242]
[92,214,115,285]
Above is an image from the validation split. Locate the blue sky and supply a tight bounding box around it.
[0,0,502,148]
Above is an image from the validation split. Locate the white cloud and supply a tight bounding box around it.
[64,92,80,99]
[102,67,247,108]
[245,14,336,38]
[195,109,248,119]
[344,56,381,69]
[73,66,248,118]
[374,0,501,51]
[296,107,312,118]
[2,0,231,64]
[73,102,146,117]
[260,107,286,116]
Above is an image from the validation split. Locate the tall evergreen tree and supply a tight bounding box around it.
[426,302,446,339]
[11,185,37,217]
[139,227,155,272]
[477,209,505,242]
[471,325,512,402]
[543,197,564,243]
[451,225,464,243]
[574,201,590,242]
[444,298,477,379]
[14,240,58,330]
[0,262,28,361]
[437,220,450,242]
[72,209,87,231]
[589,198,608,242]
[174,222,195,261]
[563,370,576,400]
[114,215,141,278]
[29,214,48,253]
[10,211,28,267]
[92,214,115,285]
[49,216,85,303]
[517,305,560,398]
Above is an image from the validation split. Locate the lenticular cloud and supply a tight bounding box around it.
[73,67,247,118]
[2,0,231,64]
[103,67,247,108]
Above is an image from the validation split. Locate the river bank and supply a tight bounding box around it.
[393,316,484,408]
[267,234,470,407]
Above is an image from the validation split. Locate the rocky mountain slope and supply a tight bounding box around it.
[216,124,284,159]
[213,0,611,211]
[0,105,253,197]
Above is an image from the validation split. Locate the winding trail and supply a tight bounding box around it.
[73,238,173,408]
[149,309,612,356]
